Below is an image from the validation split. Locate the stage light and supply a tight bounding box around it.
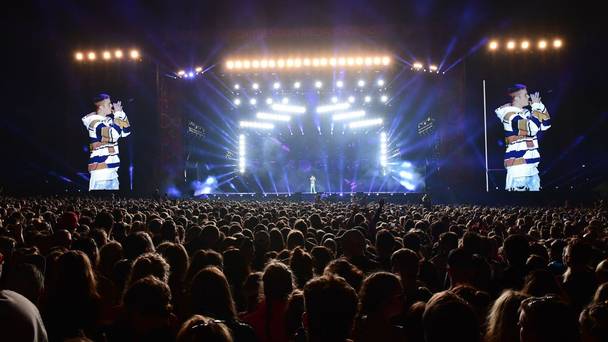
[380,95,388,103]
[282,97,289,104]
[273,82,281,89]
[252,60,259,68]
[380,131,388,167]
[507,41,516,50]
[365,57,373,66]
[268,60,276,68]
[234,98,241,106]
[226,61,234,69]
[413,62,423,70]
[234,84,240,90]
[256,112,291,122]
[294,58,302,67]
[114,50,123,58]
[429,65,438,71]
[338,57,346,66]
[303,58,311,66]
[239,121,274,129]
[266,98,273,105]
[129,50,140,59]
[252,83,259,90]
[242,60,250,69]
[336,80,344,88]
[286,59,294,67]
[195,67,203,73]
[489,41,499,50]
[349,118,383,128]
[316,102,350,113]
[373,56,381,65]
[315,80,323,88]
[357,80,366,87]
[553,39,562,48]
[87,52,96,60]
[331,96,338,103]
[347,57,355,66]
[399,171,413,180]
[538,40,548,49]
[382,56,391,65]
[356,57,364,65]
[260,59,268,68]
[293,81,301,89]
[234,60,242,68]
[348,96,356,103]
[271,103,306,113]
[329,57,337,66]
[102,51,111,60]
[178,70,186,77]
[521,41,530,49]
[320,57,328,66]
[75,52,84,61]
[332,110,366,121]
[364,96,372,103]
[277,59,285,68]
[377,79,385,87]
[239,134,246,173]
[249,98,257,105]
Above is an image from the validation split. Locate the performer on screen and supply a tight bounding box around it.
[495,84,551,191]
[82,93,131,191]
[310,175,316,193]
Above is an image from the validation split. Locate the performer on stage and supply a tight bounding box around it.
[495,84,551,191]
[310,175,316,193]
[82,93,131,191]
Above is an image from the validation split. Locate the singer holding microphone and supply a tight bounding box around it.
[82,93,132,191]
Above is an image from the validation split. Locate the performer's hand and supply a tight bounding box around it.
[530,92,541,104]
[112,101,123,112]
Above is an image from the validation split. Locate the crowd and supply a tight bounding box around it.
[0,195,607,342]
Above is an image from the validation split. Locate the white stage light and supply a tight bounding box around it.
[234,84,240,90]
[266,98,273,105]
[315,81,323,88]
[293,81,301,89]
[102,51,111,60]
[239,121,274,129]
[188,72,194,78]
[377,79,385,86]
[348,96,356,103]
[282,97,289,104]
[507,41,516,49]
[195,66,203,73]
[249,98,257,105]
[271,103,306,114]
[413,62,423,69]
[316,102,350,113]
[129,50,140,59]
[380,95,388,103]
[177,70,186,77]
[553,39,562,48]
[521,41,530,49]
[234,98,241,106]
[331,96,338,103]
[114,50,123,58]
[382,56,390,65]
[349,118,383,128]
[358,80,366,87]
[332,110,366,121]
[252,83,259,90]
[364,96,372,103]
[538,40,548,49]
[226,61,234,69]
[489,41,499,50]
[75,52,84,61]
[336,80,344,88]
[273,82,281,89]
[256,112,291,122]
[429,65,438,71]
[87,52,96,60]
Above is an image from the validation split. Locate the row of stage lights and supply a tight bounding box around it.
[225,55,391,71]
[233,94,389,107]
[411,63,440,73]
[74,49,141,62]
[488,38,563,51]
[233,78,386,91]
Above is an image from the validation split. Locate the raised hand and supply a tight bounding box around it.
[530,92,541,104]
[112,101,123,113]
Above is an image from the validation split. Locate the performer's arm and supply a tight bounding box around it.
[112,101,132,137]
[496,105,541,137]
[89,120,122,143]
[531,102,551,131]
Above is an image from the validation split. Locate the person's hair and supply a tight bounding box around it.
[593,282,608,303]
[123,231,155,260]
[5,262,45,305]
[310,246,332,275]
[579,302,608,342]
[177,314,233,342]
[289,247,313,289]
[127,252,170,288]
[324,258,364,292]
[98,241,124,277]
[503,234,529,266]
[123,276,172,318]
[304,275,358,342]
[157,242,189,284]
[519,295,580,342]
[93,93,111,105]
[52,250,99,300]
[72,237,99,267]
[522,269,564,298]
[190,267,237,321]
[507,84,527,99]
[485,290,528,342]
[262,261,294,301]
[391,248,419,276]
[358,272,402,317]
[423,291,480,342]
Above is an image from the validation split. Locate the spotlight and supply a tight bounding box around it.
[429,65,438,71]
[380,95,388,103]
[114,50,123,58]
[102,51,111,60]
[240,121,274,129]
[234,98,241,106]
[234,84,240,90]
[521,41,530,49]
[195,66,203,73]
[249,98,257,105]
[252,83,259,90]
[382,56,391,65]
[413,62,423,70]
[226,61,234,69]
[553,39,562,48]
[315,81,323,88]
[260,60,268,68]
[282,97,289,104]
[538,40,548,49]
[316,103,350,113]
[252,60,259,68]
[507,41,516,50]
[336,80,344,88]
[293,81,301,89]
[256,112,291,122]
[129,50,140,59]
[234,60,242,68]
[349,118,383,128]
[332,110,366,121]
[364,96,372,103]
[357,80,366,87]
[266,98,273,105]
[87,52,96,60]
[188,72,194,78]
[489,41,499,50]
[178,70,186,77]
[271,103,306,113]
[242,60,250,69]
[331,96,338,103]
[373,56,381,65]
[365,57,373,66]
[75,52,84,61]
[273,82,281,89]
[348,96,356,103]
[338,57,346,66]
[377,79,385,87]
